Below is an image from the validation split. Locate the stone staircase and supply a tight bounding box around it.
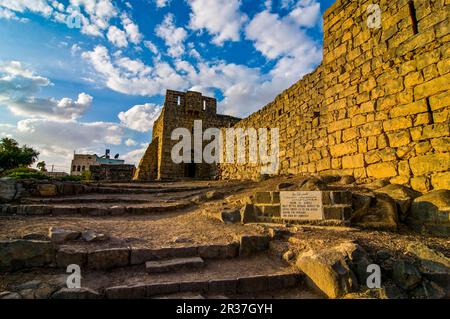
[1,239,316,299]
[0,182,212,216]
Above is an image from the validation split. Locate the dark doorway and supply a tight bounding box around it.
[185,163,196,178]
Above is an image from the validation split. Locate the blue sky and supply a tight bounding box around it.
[0,0,334,172]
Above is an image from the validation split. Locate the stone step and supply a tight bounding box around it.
[104,273,301,299]
[145,257,205,273]
[0,241,247,272]
[91,185,208,194]
[0,201,192,216]
[3,255,314,299]
[21,197,151,205]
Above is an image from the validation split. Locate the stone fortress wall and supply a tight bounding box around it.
[134,90,241,180]
[219,0,450,193]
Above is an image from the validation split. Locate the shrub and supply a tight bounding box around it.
[7,171,49,180]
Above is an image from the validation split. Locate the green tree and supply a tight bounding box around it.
[0,137,40,171]
[37,161,47,172]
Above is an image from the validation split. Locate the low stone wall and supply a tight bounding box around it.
[242,191,353,226]
[90,164,135,182]
[0,178,92,203]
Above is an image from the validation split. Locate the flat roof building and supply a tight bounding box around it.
[70,150,125,176]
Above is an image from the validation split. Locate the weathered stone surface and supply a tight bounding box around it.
[198,243,238,259]
[277,182,295,190]
[267,273,300,290]
[237,275,268,293]
[14,280,42,291]
[145,257,204,273]
[191,194,206,204]
[282,250,295,262]
[298,178,327,191]
[296,242,370,299]
[367,162,398,179]
[179,280,209,293]
[407,243,450,288]
[87,248,130,270]
[351,193,399,231]
[205,191,223,200]
[392,260,422,290]
[407,190,450,236]
[51,288,101,299]
[240,204,256,224]
[410,279,447,299]
[146,282,180,297]
[0,178,21,203]
[362,179,390,190]
[375,184,421,221]
[81,230,107,242]
[22,233,49,241]
[339,175,356,185]
[105,284,146,299]
[0,240,55,271]
[208,279,237,295]
[48,227,80,244]
[0,291,22,299]
[238,235,270,257]
[409,153,450,176]
[37,184,58,197]
[56,247,87,268]
[268,228,291,239]
[219,208,241,224]
[130,246,198,264]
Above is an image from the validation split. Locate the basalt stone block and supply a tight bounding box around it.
[179,280,209,293]
[130,246,198,264]
[254,192,272,204]
[198,243,239,259]
[48,227,80,244]
[220,208,241,224]
[145,283,180,297]
[145,257,204,274]
[240,204,257,224]
[105,284,146,299]
[237,275,268,293]
[0,240,56,272]
[267,273,300,290]
[238,235,270,257]
[0,178,21,203]
[208,279,237,295]
[37,184,57,197]
[87,248,130,270]
[56,247,87,268]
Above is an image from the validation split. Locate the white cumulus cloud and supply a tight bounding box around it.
[0,61,93,120]
[118,103,162,133]
[156,14,187,58]
[188,0,247,45]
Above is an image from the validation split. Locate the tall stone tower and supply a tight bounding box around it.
[134,90,240,180]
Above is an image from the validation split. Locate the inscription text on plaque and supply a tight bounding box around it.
[280,191,324,220]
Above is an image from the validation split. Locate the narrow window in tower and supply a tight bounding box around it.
[177,96,181,106]
[408,1,419,35]
[203,100,206,111]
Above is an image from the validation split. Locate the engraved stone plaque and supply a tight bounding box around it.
[280,191,324,220]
